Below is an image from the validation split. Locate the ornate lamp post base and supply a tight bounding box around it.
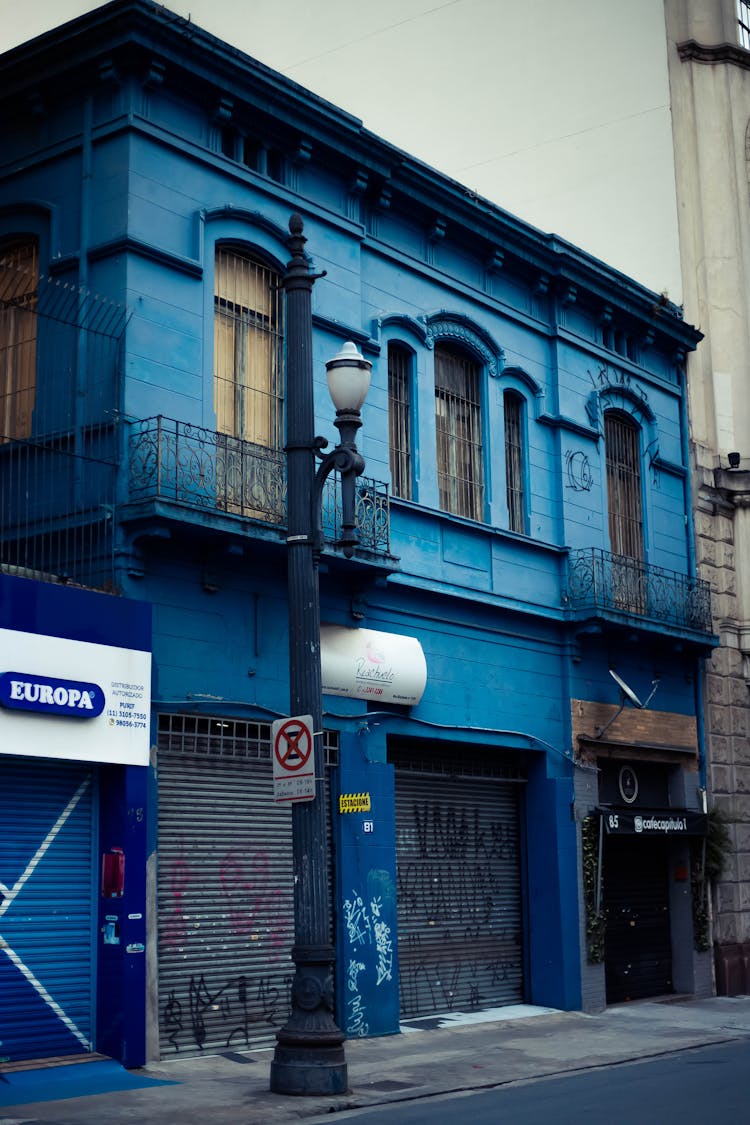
[270,947,347,1094]
[270,1042,348,1096]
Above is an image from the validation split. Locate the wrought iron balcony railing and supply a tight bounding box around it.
[567,548,713,634]
[127,416,391,556]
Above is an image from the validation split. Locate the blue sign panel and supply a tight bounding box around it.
[0,672,105,718]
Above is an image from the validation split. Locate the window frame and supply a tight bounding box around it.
[433,341,485,521]
[503,388,527,534]
[387,340,414,501]
[739,0,750,49]
[213,243,284,451]
[604,408,645,561]
[0,235,39,443]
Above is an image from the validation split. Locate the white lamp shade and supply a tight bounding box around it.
[325,341,372,412]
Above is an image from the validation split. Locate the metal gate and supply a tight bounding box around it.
[392,750,525,1019]
[0,756,96,1061]
[604,835,672,1002]
[156,714,336,1057]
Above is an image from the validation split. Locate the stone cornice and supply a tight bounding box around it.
[677,39,750,71]
[714,467,750,507]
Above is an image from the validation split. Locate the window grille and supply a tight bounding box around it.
[0,238,38,443]
[739,0,750,49]
[504,390,526,533]
[214,247,284,450]
[434,344,483,520]
[605,411,644,561]
[388,342,412,500]
[157,712,339,766]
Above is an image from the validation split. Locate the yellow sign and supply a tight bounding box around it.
[339,792,371,814]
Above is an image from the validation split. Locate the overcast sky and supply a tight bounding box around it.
[0,0,681,298]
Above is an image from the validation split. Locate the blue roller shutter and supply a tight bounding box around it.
[0,756,97,1062]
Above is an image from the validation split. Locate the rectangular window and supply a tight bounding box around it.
[0,239,38,442]
[605,412,643,561]
[388,343,412,500]
[504,391,526,533]
[435,345,483,520]
[214,248,283,450]
[739,0,750,49]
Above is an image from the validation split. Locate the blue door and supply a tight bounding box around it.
[0,756,97,1062]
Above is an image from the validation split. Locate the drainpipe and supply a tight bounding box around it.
[75,95,93,471]
[678,351,697,578]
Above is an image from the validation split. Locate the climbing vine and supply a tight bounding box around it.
[582,813,606,963]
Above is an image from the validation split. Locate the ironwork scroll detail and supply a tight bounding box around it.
[128,417,390,556]
[567,548,712,633]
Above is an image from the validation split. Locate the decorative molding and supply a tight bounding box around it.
[534,273,550,297]
[144,59,166,89]
[293,138,313,165]
[26,89,44,119]
[88,235,203,278]
[312,312,374,352]
[214,96,233,123]
[374,313,428,347]
[423,311,504,376]
[502,364,544,403]
[677,39,750,71]
[586,363,656,425]
[350,168,368,196]
[201,206,289,257]
[98,58,120,85]
[374,183,392,211]
[559,282,577,307]
[538,413,600,441]
[427,217,446,243]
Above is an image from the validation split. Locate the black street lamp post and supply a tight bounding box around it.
[270,214,371,1096]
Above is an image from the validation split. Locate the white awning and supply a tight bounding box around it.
[321,625,427,706]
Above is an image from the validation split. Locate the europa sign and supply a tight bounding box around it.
[320,626,427,705]
[0,671,105,718]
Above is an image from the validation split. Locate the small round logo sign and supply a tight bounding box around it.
[0,671,105,718]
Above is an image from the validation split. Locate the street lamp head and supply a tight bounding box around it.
[325,341,372,414]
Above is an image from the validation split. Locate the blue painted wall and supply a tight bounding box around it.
[0,0,710,1046]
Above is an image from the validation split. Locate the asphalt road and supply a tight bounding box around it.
[305,1039,749,1124]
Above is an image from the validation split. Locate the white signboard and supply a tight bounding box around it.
[272,714,316,803]
[0,628,151,767]
[321,626,427,705]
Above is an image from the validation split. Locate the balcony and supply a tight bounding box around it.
[126,416,392,557]
[566,548,713,636]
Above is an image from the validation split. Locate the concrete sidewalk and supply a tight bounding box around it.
[5,996,750,1125]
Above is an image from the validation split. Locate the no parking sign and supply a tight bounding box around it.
[271,714,316,803]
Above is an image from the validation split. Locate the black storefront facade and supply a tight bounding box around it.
[573,695,712,1011]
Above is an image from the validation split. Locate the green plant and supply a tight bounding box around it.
[691,806,733,952]
[582,814,606,963]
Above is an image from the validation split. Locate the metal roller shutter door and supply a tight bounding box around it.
[604,835,672,1003]
[156,715,334,1058]
[394,766,524,1019]
[0,756,96,1061]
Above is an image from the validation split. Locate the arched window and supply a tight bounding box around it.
[1,237,38,442]
[434,343,483,520]
[214,246,283,449]
[388,342,412,500]
[605,410,643,560]
[504,389,526,533]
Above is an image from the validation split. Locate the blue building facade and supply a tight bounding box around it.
[0,0,715,1067]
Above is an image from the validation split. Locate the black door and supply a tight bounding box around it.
[603,835,672,1003]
